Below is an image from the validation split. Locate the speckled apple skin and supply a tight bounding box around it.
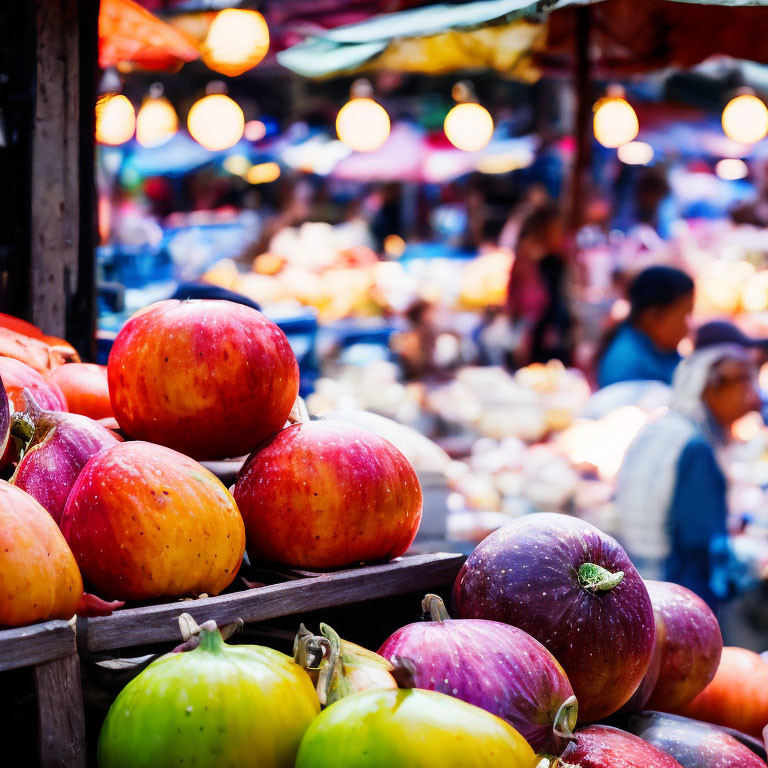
[643,580,722,712]
[108,300,299,460]
[60,441,245,601]
[12,410,120,524]
[379,616,574,754]
[561,725,684,768]
[453,513,654,722]
[233,420,422,569]
[0,480,83,626]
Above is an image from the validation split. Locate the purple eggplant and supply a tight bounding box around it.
[453,512,654,722]
[10,389,119,523]
[378,594,577,754]
[625,711,767,768]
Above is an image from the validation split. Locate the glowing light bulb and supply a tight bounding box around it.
[187,94,244,151]
[335,98,391,153]
[715,158,749,180]
[722,94,768,145]
[202,9,270,77]
[617,140,653,165]
[95,94,135,146]
[444,103,494,152]
[593,97,638,148]
[136,95,177,148]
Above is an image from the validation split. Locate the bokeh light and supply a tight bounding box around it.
[244,120,267,142]
[722,94,768,145]
[246,162,281,184]
[444,103,494,152]
[593,97,638,148]
[136,95,177,148]
[95,94,135,146]
[187,94,244,151]
[617,141,654,165]
[336,98,391,153]
[715,158,749,180]
[202,9,270,77]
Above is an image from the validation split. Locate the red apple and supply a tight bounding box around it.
[233,420,422,568]
[680,647,768,739]
[60,441,246,601]
[108,300,299,460]
[0,356,67,413]
[561,725,683,768]
[639,581,722,712]
[51,363,113,420]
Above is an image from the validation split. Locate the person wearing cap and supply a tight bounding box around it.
[616,345,763,611]
[597,266,694,388]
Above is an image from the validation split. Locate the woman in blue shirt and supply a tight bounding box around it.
[616,345,762,610]
[598,266,694,388]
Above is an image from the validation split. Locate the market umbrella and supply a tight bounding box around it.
[99,0,200,70]
[277,0,768,79]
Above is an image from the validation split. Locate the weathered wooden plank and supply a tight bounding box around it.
[0,618,76,672]
[31,0,81,339]
[84,553,465,652]
[34,653,86,768]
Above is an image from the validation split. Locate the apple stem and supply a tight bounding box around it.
[287,396,309,425]
[552,695,578,741]
[421,594,451,623]
[578,562,624,592]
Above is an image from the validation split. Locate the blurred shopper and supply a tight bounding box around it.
[617,345,762,610]
[505,205,572,367]
[597,265,693,388]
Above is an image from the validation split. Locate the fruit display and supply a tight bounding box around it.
[60,441,246,601]
[0,356,68,414]
[377,594,576,754]
[233,419,422,568]
[680,647,768,739]
[294,688,538,768]
[0,480,119,626]
[11,391,120,523]
[51,363,114,420]
[625,711,768,768]
[98,625,320,768]
[453,513,655,722]
[108,300,299,460]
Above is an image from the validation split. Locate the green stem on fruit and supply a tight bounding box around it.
[577,562,624,593]
[552,695,578,741]
[421,594,451,623]
[196,624,225,653]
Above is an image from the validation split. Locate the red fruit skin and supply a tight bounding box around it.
[233,420,422,569]
[0,357,67,412]
[60,441,246,601]
[561,725,683,768]
[643,581,722,712]
[12,410,120,524]
[453,513,654,722]
[626,711,768,768]
[680,647,768,739]
[107,300,299,460]
[378,617,575,755]
[51,363,113,420]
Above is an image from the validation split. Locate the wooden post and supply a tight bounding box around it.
[30,0,98,355]
[34,653,87,768]
[570,6,592,231]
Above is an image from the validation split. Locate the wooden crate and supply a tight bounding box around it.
[2,552,464,768]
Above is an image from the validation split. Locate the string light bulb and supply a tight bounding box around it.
[722,92,768,145]
[136,85,177,148]
[202,9,270,77]
[444,81,494,152]
[188,86,244,151]
[593,88,639,148]
[95,94,135,146]
[336,80,390,153]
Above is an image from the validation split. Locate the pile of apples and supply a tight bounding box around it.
[0,301,423,628]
